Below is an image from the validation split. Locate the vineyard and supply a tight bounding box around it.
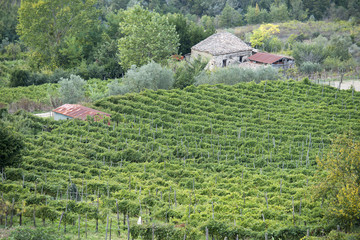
[1,80,360,239]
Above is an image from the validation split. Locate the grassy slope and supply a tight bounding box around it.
[1,80,360,239]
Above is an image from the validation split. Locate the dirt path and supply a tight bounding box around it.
[327,80,360,91]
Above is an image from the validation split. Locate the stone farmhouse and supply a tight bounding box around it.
[191,32,294,70]
[191,32,253,70]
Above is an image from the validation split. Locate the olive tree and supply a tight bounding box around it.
[58,75,86,104]
[108,62,174,95]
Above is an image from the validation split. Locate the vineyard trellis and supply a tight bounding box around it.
[1,80,360,239]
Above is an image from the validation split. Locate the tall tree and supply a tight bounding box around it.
[269,3,289,22]
[17,0,101,69]
[250,24,280,49]
[315,134,360,228]
[218,3,243,28]
[290,0,308,21]
[0,0,20,42]
[168,13,215,55]
[303,0,331,20]
[118,5,179,70]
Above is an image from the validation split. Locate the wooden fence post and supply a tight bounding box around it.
[78,215,81,240]
[116,199,120,237]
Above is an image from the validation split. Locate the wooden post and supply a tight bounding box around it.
[33,205,36,228]
[105,214,109,240]
[127,214,130,240]
[212,201,214,220]
[265,193,268,209]
[4,205,7,228]
[9,198,14,227]
[19,203,22,226]
[78,215,81,240]
[85,213,88,239]
[174,189,177,207]
[292,196,296,226]
[116,199,120,237]
[110,218,112,240]
[58,212,64,231]
[96,190,99,232]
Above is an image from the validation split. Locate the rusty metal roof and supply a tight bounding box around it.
[248,52,292,64]
[53,104,110,120]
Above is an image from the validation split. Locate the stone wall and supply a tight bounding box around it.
[191,49,253,70]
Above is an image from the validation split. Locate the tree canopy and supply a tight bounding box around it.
[117,5,179,70]
[17,0,100,69]
[315,134,360,228]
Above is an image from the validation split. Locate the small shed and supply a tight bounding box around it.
[53,104,110,121]
[191,32,253,70]
[248,52,294,69]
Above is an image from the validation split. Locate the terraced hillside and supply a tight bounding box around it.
[1,80,360,239]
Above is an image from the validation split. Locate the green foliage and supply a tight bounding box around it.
[269,3,290,22]
[107,79,127,96]
[290,0,308,21]
[8,227,67,240]
[94,39,124,79]
[315,134,360,228]
[17,0,101,69]
[250,24,280,49]
[118,5,179,70]
[173,57,208,89]
[167,13,215,55]
[300,62,322,76]
[302,0,331,20]
[0,120,24,169]
[218,3,242,28]
[9,69,30,87]
[0,1,19,42]
[264,36,283,52]
[245,4,269,24]
[58,75,85,104]
[292,39,328,66]
[195,66,279,86]
[326,35,352,61]
[110,62,174,95]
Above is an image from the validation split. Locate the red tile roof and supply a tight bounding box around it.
[248,52,290,64]
[53,104,110,120]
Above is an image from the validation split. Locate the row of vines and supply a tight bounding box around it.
[1,80,360,239]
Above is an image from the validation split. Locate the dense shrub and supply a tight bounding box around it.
[9,69,30,87]
[0,120,24,168]
[8,227,67,240]
[194,66,279,86]
[173,57,207,89]
[108,62,174,95]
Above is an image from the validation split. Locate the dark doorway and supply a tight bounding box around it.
[222,59,227,67]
